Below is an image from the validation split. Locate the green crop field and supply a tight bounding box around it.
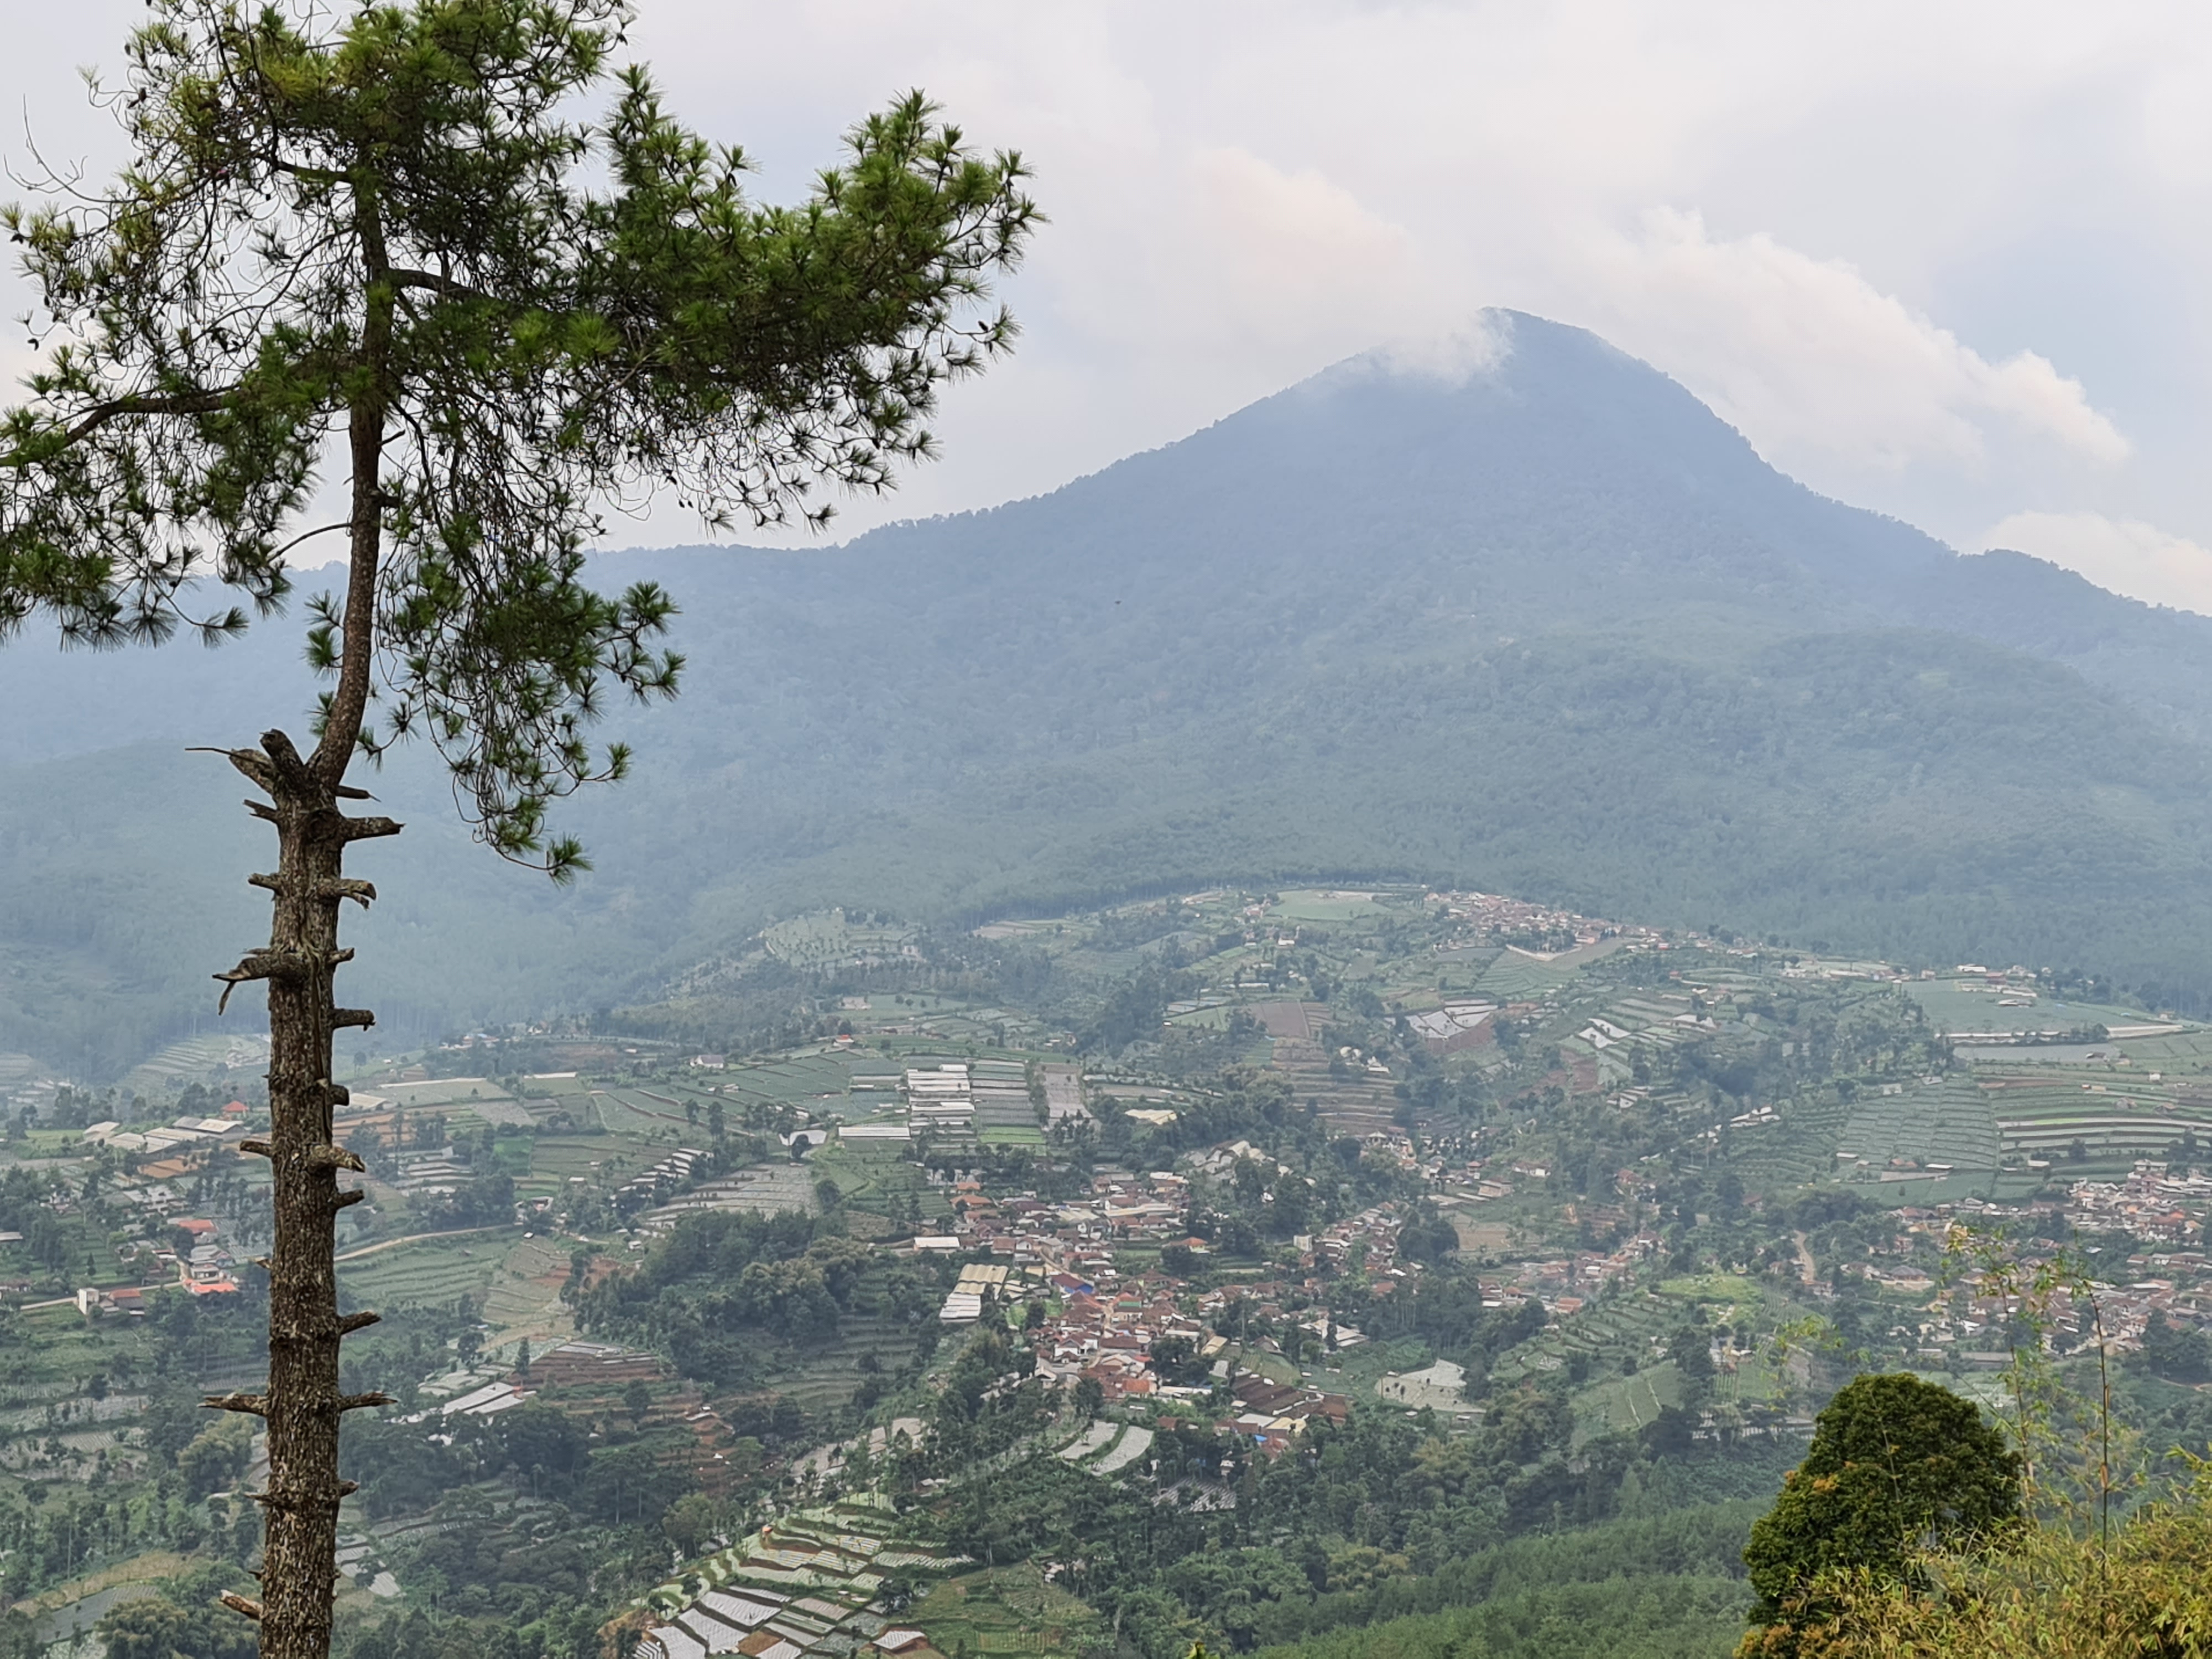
[2106,1030,2212,1069]
[720,1054,852,1109]
[589,1091,692,1138]
[518,1133,660,1198]
[1904,979,2153,1036]
[1952,1073,2212,1167]
[1724,1088,1851,1191]
[373,1077,514,1107]
[338,1235,508,1309]
[1835,1078,2001,1181]
[521,1072,592,1095]
[1656,1273,1765,1313]
[1472,955,1578,999]
[911,1563,1106,1659]
[479,1236,572,1338]
[1572,1359,1684,1441]
[1269,889,1420,924]
[809,1142,947,1215]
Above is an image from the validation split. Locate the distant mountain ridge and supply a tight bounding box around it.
[8,309,2212,1074]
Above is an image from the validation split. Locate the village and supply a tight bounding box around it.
[3,887,2212,1656]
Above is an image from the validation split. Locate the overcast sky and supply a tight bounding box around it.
[9,2,2212,609]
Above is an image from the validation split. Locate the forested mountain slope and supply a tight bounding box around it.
[8,311,2212,1073]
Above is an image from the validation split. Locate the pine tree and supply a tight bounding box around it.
[0,3,1035,1653]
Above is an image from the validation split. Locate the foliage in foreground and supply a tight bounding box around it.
[1747,1456,2212,1657]
[1743,1373,2021,1634]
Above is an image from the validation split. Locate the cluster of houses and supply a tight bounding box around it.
[1424,890,1660,958]
[171,1215,239,1294]
[1215,1371,1353,1455]
[84,1108,249,1155]
[79,1212,244,1306]
[1467,1233,1667,1319]
[1840,1173,2212,1363]
[2062,1161,2212,1244]
[1025,1280,1217,1399]
[932,1166,1188,1263]
[912,1156,1439,1406]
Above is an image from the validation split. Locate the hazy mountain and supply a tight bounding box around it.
[9,310,2212,1074]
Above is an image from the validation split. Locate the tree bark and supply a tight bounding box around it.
[209,179,402,1659]
[213,732,399,1658]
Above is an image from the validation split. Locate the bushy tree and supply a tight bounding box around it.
[101,1590,259,1659]
[0,2,1035,1653]
[1742,1372,2021,1652]
[1785,1452,2212,1659]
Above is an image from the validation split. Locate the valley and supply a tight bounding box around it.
[1,885,2209,1656]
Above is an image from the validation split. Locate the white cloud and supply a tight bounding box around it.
[1057,145,1441,368]
[1981,510,2212,614]
[1377,318,1512,387]
[0,1,2198,551]
[1574,210,2130,477]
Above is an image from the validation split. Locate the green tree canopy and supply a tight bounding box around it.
[1,0,1035,871]
[1743,1371,2021,1641]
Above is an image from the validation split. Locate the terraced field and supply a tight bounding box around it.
[721,1054,852,1107]
[116,1031,272,1099]
[762,911,917,969]
[1087,1423,1155,1474]
[1724,1088,1852,1192]
[1055,1421,1115,1462]
[2104,1030,2212,1071]
[591,1088,692,1137]
[760,1264,930,1413]
[478,1235,576,1343]
[1654,1274,1770,1325]
[1495,1291,1698,1387]
[338,1233,508,1310]
[513,1132,664,1202]
[1973,1072,2212,1167]
[643,1165,820,1230]
[1836,1078,2001,1182]
[1472,954,1579,1000]
[811,1144,950,1223]
[1571,1360,1683,1442]
[973,1065,1045,1149]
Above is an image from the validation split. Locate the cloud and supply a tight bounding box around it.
[1182,148,1426,348]
[0,0,2189,552]
[1377,317,1512,387]
[1055,145,1453,383]
[1980,510,2212,614]
[1577,210,2130,477]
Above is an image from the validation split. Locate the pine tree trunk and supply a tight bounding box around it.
[211,731,399,1657]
